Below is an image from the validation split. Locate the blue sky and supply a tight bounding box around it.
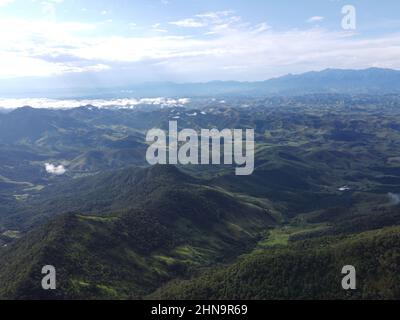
[0,0,399,90]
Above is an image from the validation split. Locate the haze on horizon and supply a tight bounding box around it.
[0,0,400,94]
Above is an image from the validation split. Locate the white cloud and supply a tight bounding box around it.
[388,193,400,205]
[170,11,239,30]
[0,18,100,78]
[0,97,191,109]
[0,11,400,81]
[253,22,271,33]
[196,11,234,20]
[170,18,206,28]
[0,0,14,6]
[307,16,325,23]
[45,163,66,175]
[151,23,168,33]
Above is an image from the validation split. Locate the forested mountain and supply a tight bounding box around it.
[0,165,274,299]
[150,226,400,300]
[1,93,400,299]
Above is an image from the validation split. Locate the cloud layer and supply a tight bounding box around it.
[0,97,190,109]
[0,97,191,109]
[1,9,400,82]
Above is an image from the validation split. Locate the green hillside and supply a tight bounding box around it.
[149,226,400,300]
[0,166,274,299]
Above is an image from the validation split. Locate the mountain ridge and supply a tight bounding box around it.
[1,68,400,100]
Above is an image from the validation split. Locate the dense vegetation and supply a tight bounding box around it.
[0,166,273,299]
[1,91,400,299]
[150,226,400,300]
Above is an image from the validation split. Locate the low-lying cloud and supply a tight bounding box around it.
[45,163,66,175]
[388,192,400,205]
[0,97,191,109]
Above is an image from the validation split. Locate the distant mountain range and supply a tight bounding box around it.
[128,68,400,97]
[1,68,400,99]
